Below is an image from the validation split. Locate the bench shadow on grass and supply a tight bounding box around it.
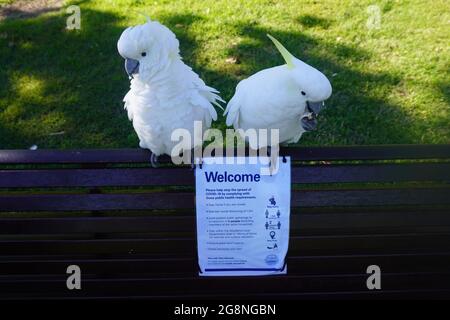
[0,9,419,150]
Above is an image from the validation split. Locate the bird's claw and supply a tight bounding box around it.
[266,146,275,176]
[150,153,159,168]
[301,101,325,131]
[190,155,203,170]
[301,116,318,131]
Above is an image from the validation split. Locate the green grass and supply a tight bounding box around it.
[0,0,449,149]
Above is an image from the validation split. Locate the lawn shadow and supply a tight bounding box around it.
[436,81,450,108]
[157,13,205,64]
[149,12,426,145]
[297,14,332,29]
[0,9,428,149]
[157,13,239,129]
[0,5,132,149]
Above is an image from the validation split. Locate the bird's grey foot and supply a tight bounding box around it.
[301,101,324,131]
[266,146,275,176]
[301,113,318,131]
[190,153,203,170]
[190,147,204,170]
[191,153,195,170]
[190,152,196,170]
[265,145,281,176]
[267,146,272,159]
[150,153,159,168]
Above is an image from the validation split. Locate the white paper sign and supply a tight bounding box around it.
[196,157,291,276]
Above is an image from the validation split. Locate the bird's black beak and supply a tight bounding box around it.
[300,101,325,131]
[125,58,140,78]
[306,101,325,115]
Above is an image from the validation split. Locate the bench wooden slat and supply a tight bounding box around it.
[2,289,448,300]
[0,145,448,300]
[0,168,193,188]
[1,145,449,164]
[290,145,450,161]
[1,210,450,234]
[1,233,449,256]
[1,289,449,300]
[0,188,448,211]
[1,273,449,299]
[1,163,449,188]
[298,163,450,183]
[1,253,449,276]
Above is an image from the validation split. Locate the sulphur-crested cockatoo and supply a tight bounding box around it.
[117,17,224,166]
[224,35,332,149]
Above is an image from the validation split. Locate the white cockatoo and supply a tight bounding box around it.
[117,17,224,166]
[224,35,332,149]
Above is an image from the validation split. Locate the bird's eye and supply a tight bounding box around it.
[141,52,147,57]
[301,91,306,96]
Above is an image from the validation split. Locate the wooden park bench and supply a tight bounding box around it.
[0,145,449,300]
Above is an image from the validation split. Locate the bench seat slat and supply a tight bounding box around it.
[1,163,449,188]
[1,253,449,276]
[0,188,448,211]
[1,210,450,234]
[0,273,449,299]
[0,168,193,188]
[1,145,449,164]
[0,233,449,256]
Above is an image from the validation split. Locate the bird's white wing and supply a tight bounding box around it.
[189,73,225,127]
[123,91,134,121]
[123,79,149,121]
[189,90,218,127]
[194,75,225,108]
